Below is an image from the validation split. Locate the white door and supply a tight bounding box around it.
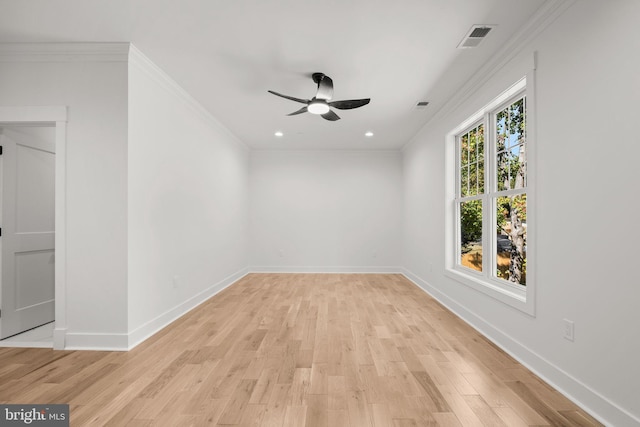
[0,126,56,339]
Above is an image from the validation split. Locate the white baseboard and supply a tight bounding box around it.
[59,267,250,352]
[249,265,402,273]
[401,268,639,427]
[126,267,251,350]
[53,327,66,350]
[64,332,129,351]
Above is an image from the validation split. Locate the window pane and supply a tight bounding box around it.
[495,194,527,285]
[497,151,509,191]
[461,134,469,165]
[469,162,478,196]
[460,164,469,197]
[496,97,527,191]
[469,129,477,163]
[511,98,525,148]
[478,159,485,194]
[496,110,507,152]
[510,144,526,189]
[459,200,483,273]
[459,125,485,197]
[477,124,484,159]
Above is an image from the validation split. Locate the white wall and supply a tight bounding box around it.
[250,151,402,271]
[0,52,130,348]
[127,47,249,346]
[402,1,640,425]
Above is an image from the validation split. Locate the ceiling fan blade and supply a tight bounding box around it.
[329,98,370,110]
[287,106,308,116]
[315,74,334,100]
[321,110,341,121]
[268,90,309,104]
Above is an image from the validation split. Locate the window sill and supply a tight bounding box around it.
[445,267,534,316]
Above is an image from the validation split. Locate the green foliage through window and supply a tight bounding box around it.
[456,92,528,287]
[459,124,484,197]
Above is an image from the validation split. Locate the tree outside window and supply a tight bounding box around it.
[456,94,527,286]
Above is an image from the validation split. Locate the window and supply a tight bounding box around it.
[446,77,534,313]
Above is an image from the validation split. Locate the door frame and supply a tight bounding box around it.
[0,106,67,350]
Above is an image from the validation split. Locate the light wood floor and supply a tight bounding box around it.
[0,273,601,426]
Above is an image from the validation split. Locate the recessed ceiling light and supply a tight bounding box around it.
[365,131,374,137]
[274,131,283,137]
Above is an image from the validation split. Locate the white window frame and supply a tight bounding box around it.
[445,75,536,315]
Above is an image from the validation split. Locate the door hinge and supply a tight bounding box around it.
[0,146,3,155]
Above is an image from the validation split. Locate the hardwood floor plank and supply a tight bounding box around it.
[370,403,392,427]
[328,409,351,427]
[217,378,257,424]
[328,375,347,411]
[431,412,464,427]
[462,394,508,426]
[506,380,584,427]
[304,394,328,427]
[347,389,372,427]
[309,363,328,395]
[0,273,600,426]
[289,368,311,406]
[283,404,306,427]
[248,367,279,405]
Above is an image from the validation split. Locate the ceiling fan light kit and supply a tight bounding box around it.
[268,72,370,121]
[307,100,330,115]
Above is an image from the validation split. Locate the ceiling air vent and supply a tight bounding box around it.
[415,101,430,110]
[457,25,495,49]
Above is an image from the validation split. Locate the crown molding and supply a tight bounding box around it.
[128,44,249,152]
[0,42,130,62]
[249,149,402,156]
[402,0,577,151]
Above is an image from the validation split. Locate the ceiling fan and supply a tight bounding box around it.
[268,73,370,121]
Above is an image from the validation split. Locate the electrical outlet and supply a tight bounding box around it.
[563,319,574,341]
[278,249,284,258]
[172,275,180,289]
[372,251,378,258]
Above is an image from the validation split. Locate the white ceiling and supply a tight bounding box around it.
[0,0,547,150]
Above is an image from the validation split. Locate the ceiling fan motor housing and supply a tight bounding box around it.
[268,72,370,121]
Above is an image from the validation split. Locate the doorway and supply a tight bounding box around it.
[0,125,55,345]
[0,106,67,349]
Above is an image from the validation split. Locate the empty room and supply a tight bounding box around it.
[0,0,638,426]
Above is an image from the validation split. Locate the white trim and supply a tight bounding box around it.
[250,150,402,157]
[54,119,68,349]
[0,106,67,123]
[53,327,66,350]
[127,267,251,350]
[64,332,129,352]
[0,106,68,350]
[249,266,403,274]
[128,44,249,152]
[401,268,639,427]
[445,75,534,315]
[0,42,129,62]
